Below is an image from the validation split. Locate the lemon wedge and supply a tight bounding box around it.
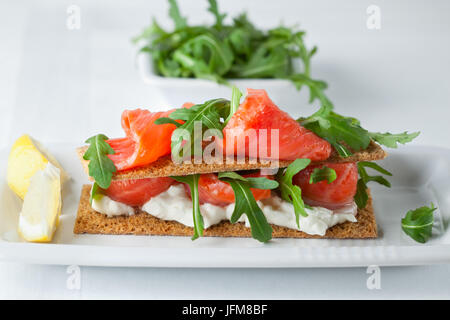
[7,134,67,199]
[18,162,62,242]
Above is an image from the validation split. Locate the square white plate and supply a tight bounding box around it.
[0,144,449,267]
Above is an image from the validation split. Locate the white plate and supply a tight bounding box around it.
[0,144,449,267]
[136,52,304,111]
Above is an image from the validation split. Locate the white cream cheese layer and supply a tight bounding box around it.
[93,184,357,236]
[140,185,358,236]
[92,195,135,217]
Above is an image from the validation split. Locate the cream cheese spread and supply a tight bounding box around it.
[140,185,357,236]
[92,194,135,217]
[93,184,357,236]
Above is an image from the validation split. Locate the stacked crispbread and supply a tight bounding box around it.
[74,141,386,239]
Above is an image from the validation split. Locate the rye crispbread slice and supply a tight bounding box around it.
[76,140,386,180]
[73,185,377,239]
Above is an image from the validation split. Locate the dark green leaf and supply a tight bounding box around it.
[133,1,331,105]
[354,179,369,209]
[169,98,229,161]
[246,177,279,190]
[83,134,117,189]
[174,33,233,79]
[358,161,392,176]
[224,86,242,125]
[154,117,182,127]
[355,161,392,209]
[218,172,273,242]
[276,159,311,228]
[401,203,436,243]
[369,131,420,148]
[217,171,247,181]
[365,175,391,188]
[207,0,226,28]
[171,174,204,240]
[309,166,337,184]
[168,0,187,30]
[231,46,290,78]
[289,73,332,107]
[299,105,371,157]
[217,171,278,189]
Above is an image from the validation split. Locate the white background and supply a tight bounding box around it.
[1,0,450,299]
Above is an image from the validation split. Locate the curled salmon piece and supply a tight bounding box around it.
[293,162,358,210]
[219,89,332,161]
[107,109,179,171]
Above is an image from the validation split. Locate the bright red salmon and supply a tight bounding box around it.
[107,109,179,171]
[219,89,331,161]
[293,162,358,209]
[104,177,174,207]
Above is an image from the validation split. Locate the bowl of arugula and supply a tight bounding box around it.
[134,0,332,110]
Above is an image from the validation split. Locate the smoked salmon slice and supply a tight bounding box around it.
[104,177,174,207]
[293,162,358,209]
[220,89,332,161]
[107,109,179,171]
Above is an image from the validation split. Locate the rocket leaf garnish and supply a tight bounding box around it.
[309,166,337,184]
[354,161,392,209]
[171,174,203,240]
[369,131,420,148]
[155,98,230,162]
[83,134,117,189]
[401,203,436,243]
[218,172,278,243]
[276,159,311,228]
[135,0,331,106]
[224,86,242,125]
[299,104,420,157]
[299,105,371,157]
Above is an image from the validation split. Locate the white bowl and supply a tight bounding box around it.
[137,52,302,109]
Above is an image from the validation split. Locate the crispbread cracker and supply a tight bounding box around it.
[73,185,377,239]
[77,140,386,180]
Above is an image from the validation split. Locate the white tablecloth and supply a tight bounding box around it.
[1,0,449,299]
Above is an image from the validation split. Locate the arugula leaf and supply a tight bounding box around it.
[207,0,226,28]
[224,86,242,125]
[299,105,371,157]
[168,0,187,30]
[217,171,279,189]
[83,134,117,189]
[299,105,419,157]
[309,166,337,184]
[369,131,420,148]
[401,203,436,243]
[171,174,204,240]
[354,179,369,210]
[173,33,234,80]
[231,46,290,78]
[245,177,279,190]
[135,0,330,106]
[218,172,277,243]
[276,159,311,228]
[289,74,333,108]
[153,117,182,128]
[167,98,229,161]
[355,161,392,209]
[217,171,249,181]
[155,88,242,161]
